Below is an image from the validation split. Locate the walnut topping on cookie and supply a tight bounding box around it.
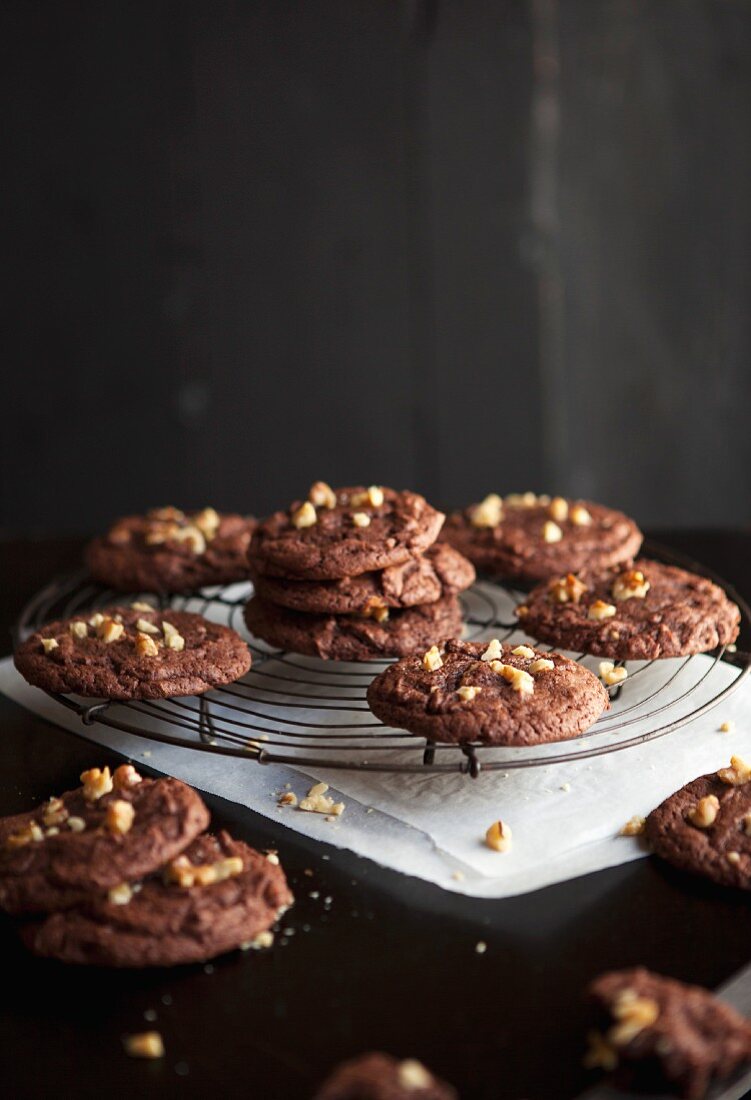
[529,657,555,673]
[161,620,185,651]
[309,481,337,509]
[456,685,481,701]
[612,568,650,601]
[717,755,751,786]
[470,493,503,528]
[292,501,317,529]
[135,632,159,657]
[489,662,535,696]
[570,504,592,526]
[108,882,134,905]
[542,520,563,544]
[40,637,59,654]
[351,485,385,508]
[97,617,124,643]
[588,600,616,621]
[548,496,569,522]
[69,621,88,639]
[5,822,44,849]
[396,1060,433,1089]
[598,662,628,686]
[607,989,660,1047]
[81,767,113,802]
[166,853,244,888]
[549,573,587,604]
[42,798,68,827]
[423,645,443,671]
[352,511,371,528]
[480,638,503,662]
[106,800,135,836]
[511,644,535,658]
[113,764,142,789]
[687,795,720,829]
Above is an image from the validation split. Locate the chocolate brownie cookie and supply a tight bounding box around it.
[443,492,642,584]
[518,558,740,660]
[645,757,751,889]
[244,595,463,662]
[248,484,445,580]
[366,637,609,745]
[250,543,475,615]
[24,831,293,967]
[314,1052,457,1100]
[85,507,255,593]
[0,766,209,915]
[14,605,251,699]
[587,967,751,1099]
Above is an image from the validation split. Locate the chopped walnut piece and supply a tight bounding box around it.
[144,521,181,546]
[193,507,221,539]
[171,525,207,555]
[397,1060,432,1089]
[485,819,512,852]
[480,638,503,662]
[608,991,660,1047]
[42,797,68,827]
[81,766,113,801]
[106,800,135,835]
[570,504,592,526]
[97,618,125,644]
[588,600,616,621]
[456,685,481,702]
[720,720,735,733]
[135,632,159,657]
[516,604,529,617]
[542,520,563,544]
[278,791,298,807]
[529,658,555,673]
[598,662,628,686]
[361,599,389,623]
[299,782,345,816]
[131,601,155,613]
[584,1031,618,1071]
[548,496,569,522]
[308,481,337,509]
[113,764,142,789]
[69,621,88,640]
[162,621,185,652]
[549,573,587,604]
[352,511,371,528]
[727,851,741,865]
[166,854,244,888]
[619,816,645,837]
[124,1032,165,1060]
[149,507,185,523]
[67,816,86,832]
[351,485,384,507]
[266,851,280,865]
[470,493,503,528]
[292,501,317,529]
[88,612,105,628]
[5,822,44,849]
[40,637,59,654]
[687,795,720,829]
[135,617,160,635]
[248,930,274,950]
[108,882,133,905]
[717,755,751,786]
[511,645,535,658]
[506,492,538,508]
[422,645,443,672]
[612,569,651,601]
[490,661,535,696]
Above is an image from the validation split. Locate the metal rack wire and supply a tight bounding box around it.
[14,543,751,777]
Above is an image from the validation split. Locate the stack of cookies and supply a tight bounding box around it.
[0,764,292,967]
[244,483,476,661]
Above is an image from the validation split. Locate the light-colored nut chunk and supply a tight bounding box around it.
[113,764,142,789]
[67,816,86,832]
[41,637,59,654]
[588,600,616,621]
[292,501,317,528]
[351,485,384,508]
[278,791,298,807]
[619,815,645,837]
[5,822,44,849]
[69,621,88,640]
[397,1060,432,1089]
[470,493,503,528]
[570,504,592,526]
[106,799,135,835]
[720,721,735,733]
[299,782,345,816]
[171,524,207,554]
[192,507,221,539]
[549,573,587,604]
[717,755,751,786]
[511,645,535,658]
[608,992,659,1046]
[612,569,650,601]
[727,851,741,865]
[485,819,512,852]
[422,645,443,672]
[352,511,371,528]
[80,766,113,801]
[135,617,160,635]
[124,1032,165,1060]
[548,496,569,522]
[249,930,274,950]
[309,481,337,509]
[506,492,538,508]
[480,638,503,662]
[542,520,563,544]
[135,632,159,657]
[456,685,481,702]
[162,620,185,652]
[362,598,389,623]
[599,663,628,686]
[97,618,125,644]
[108,882,133,905]
[687,795,719,829]
[490,662,535,696]
[529,658,555,673]
[88,612,105,628]
[131,601,155,612]
[149,507,185,523]
[42,797,68,827]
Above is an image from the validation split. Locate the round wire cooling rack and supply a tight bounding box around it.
[13,542,751,777]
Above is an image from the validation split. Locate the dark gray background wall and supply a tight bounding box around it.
[2,0,750,536]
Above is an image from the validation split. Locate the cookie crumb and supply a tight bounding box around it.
[124,1031,164,1059]
[720,720,735,733]
[619,815,645,837]
[451,870,465,881]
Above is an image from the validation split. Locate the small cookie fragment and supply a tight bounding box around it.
[313,1051,457,1100]
[588,967,751,1099]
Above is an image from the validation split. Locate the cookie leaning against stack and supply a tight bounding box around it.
[245,484,475,660]
[0,764,293,966]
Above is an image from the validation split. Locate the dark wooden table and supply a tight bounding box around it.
[1,532,750,1100]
